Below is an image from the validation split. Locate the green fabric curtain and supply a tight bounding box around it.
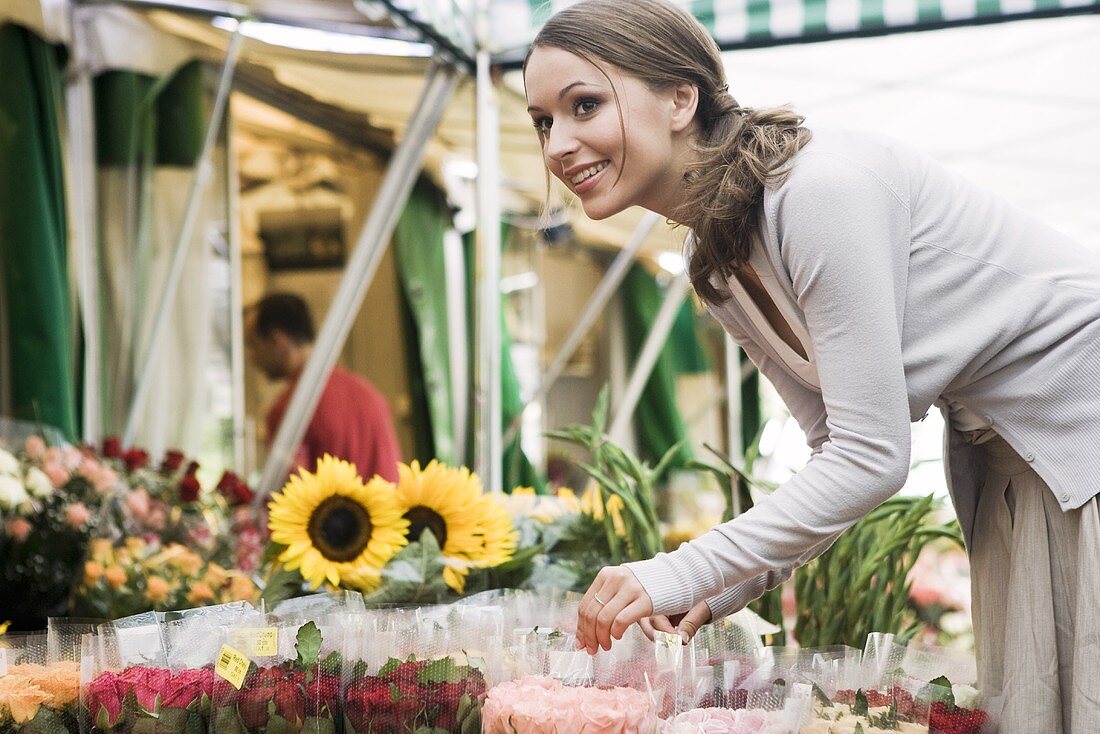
[94,60,212,453]
[621,264,703,469]
[394,179,457,465]
[0,24,76,439]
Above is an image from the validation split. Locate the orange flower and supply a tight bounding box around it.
[145,576,170,604]
[204,563,228,588]
[0,674,49,724]
[103,565,127,590]
[187,582,214,605]
[12,662,80,708]
[88,539,113,561]
[84,561,104,584]
[227,574,256,602]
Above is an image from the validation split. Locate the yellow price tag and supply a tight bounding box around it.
[231,628,279,657]
[215,644,250,690]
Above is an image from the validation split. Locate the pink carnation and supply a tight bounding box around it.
[483,676,657,734]
[6,517,33,542]
[45,463,71,488]
[24,436,46,461]
[66,501,92,530]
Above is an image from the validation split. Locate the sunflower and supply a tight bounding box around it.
[268,455,408,591]
[394,460,519,593]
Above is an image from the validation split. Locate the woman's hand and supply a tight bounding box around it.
[638,602,713,644]
[576,566,654,654]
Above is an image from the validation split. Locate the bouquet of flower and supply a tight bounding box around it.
[85,664,214,734]
[75,537,257,618]
[0,438,109,628]
[0,632,82,733]
[209,621,342,734]
[260,455,521,608]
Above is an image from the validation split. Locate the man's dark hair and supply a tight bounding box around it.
[252,293,315,345]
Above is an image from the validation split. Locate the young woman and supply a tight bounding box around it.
[523,1,1100,731]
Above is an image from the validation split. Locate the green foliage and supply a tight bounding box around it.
[545,387,665,564]
[793,495,963,649]
[361,531,453,605]
[294,621,322,669]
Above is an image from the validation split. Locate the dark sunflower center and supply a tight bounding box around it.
[403,506,448,547]
[307,496,374,563]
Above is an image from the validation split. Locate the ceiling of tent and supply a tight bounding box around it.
[13,1,1095,258]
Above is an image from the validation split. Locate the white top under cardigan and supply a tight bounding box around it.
[625,128,1100,622]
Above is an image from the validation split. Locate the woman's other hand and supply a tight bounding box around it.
[637,602,713,644]
[576,566,654,653]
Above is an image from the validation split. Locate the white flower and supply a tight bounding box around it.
[0,474,30,509]
[0,449,19,475]
[24,467,53,498]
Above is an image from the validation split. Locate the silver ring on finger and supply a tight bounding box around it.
[593,593,605,605]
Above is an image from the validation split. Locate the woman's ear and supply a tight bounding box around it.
[670,82,700,133]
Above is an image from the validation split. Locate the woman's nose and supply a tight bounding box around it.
[545,122,579,164]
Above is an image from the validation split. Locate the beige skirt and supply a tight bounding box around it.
[967,433,1100,734]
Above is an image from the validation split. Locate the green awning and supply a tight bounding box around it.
[490,0,1100,57]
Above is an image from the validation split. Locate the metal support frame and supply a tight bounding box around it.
[443,228,470,464]
[225,99,246,472]
[123,29,244,445]
[724,333,743,517]
[65,7,102,443]
[256,59,463,499]
[474,34,503,492]
[608,271,691,443]
[503,210,659,448]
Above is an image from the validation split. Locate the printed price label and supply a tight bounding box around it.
[232,627,278,657]
[215,644,250,689]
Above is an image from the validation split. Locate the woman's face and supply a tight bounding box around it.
[524,46,689,220]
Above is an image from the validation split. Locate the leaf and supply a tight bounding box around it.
[295,621,323,669]
[304,716,337,734]
[418,657,460,685]
[854,689,869,716]
[320,650,343,676]
[378,657,401,677]
[259,565,307,610]
[362,534,453,605]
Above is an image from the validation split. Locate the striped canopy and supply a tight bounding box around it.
[486,0,1099,58]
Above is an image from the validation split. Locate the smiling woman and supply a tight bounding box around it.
[525,1,1100,730]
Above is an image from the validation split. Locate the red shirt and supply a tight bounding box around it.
[266,366,401,483]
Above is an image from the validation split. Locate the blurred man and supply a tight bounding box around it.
[245,293,401,483]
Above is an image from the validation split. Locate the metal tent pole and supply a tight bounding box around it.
[225,100,247,472]
[724,333,743,517]
[607,271,691,443]
[122,29,244,445]
[503,210,659,447]
[474,27,503,492]
[256,59,463,499]
[65,7,102,443]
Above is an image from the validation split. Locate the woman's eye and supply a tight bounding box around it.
[532,117,552,134]
[575,98,599,116]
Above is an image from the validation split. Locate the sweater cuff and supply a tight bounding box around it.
[624,544,722,617]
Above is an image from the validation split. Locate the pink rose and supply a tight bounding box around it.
[125,488,152,520]
[45,463,71,487]
[119,665,173,712]
[6,517,32,542]
[24,436,46,460]
[163,668,214,708]
[65,502,92,530]
[87,671,124,728]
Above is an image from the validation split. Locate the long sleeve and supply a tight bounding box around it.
[627,151,913,616]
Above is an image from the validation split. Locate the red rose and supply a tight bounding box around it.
[217,471,255,507]
[123,448,150,471]
[237,683,274,728]
[305,672,341,717]
[274,677,305,723]
[345,677,392,732]
[185,461,200,477]
[102,436,122,458]
[119,665,173,712]
[87,671,124,728]
[163,668,214,708]
[178,476,201,503]
[161,449,186,473]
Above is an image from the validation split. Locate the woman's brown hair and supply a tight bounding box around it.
[525,0,811,305]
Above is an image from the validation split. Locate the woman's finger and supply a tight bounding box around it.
[577,569,611,652]
[649,615,677,635]
[609,598,653,642]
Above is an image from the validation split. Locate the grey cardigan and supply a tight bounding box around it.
[626,128,1100,621]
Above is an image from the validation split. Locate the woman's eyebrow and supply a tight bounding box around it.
[527,80,599,112]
